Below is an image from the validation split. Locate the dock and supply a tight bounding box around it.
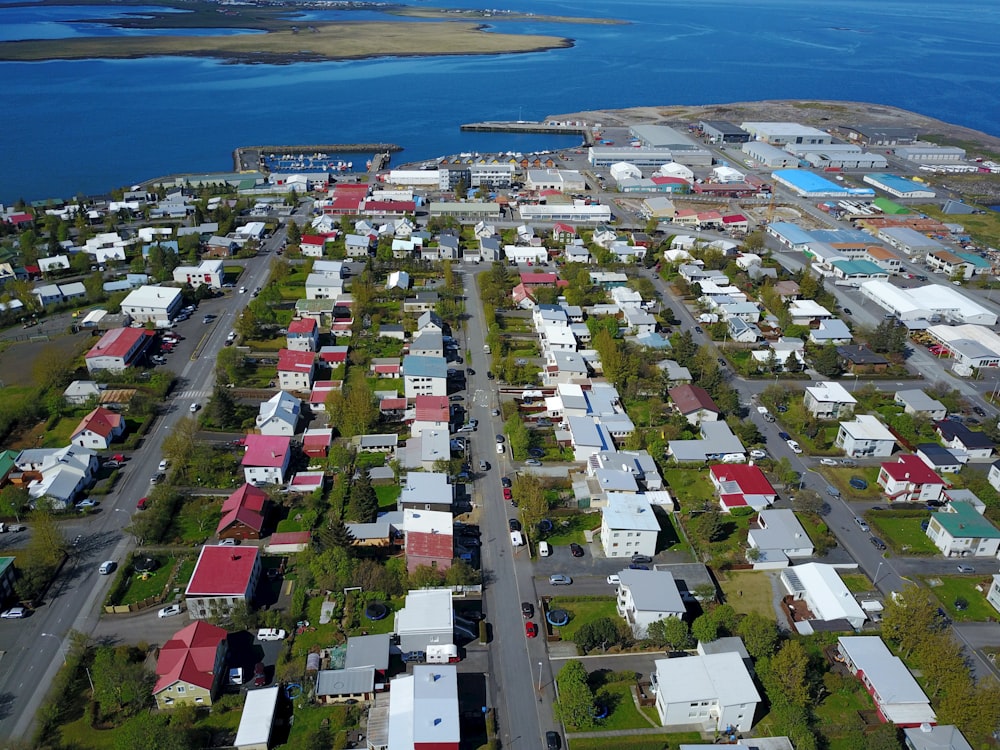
[233,143,401,173]
[460,121,593,144]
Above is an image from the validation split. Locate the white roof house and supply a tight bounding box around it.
[615,568,685,638]
[654,652,761,732]
[387,665,460,750]
[803,381,857,420]
[399,472,452,511]
[394,589,454,653]
[747,509,814,566]
[837,636,935,726]
[903,725,972,750]
[600,494,660,559]
[120,285,183,324]
[234,685,280,750]
[835,414,896,458]
[255,391,300,436]
[787,299,833,324]
[780,563,866,631]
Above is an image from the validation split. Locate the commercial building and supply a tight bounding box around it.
[120,284,183,324]
[742,141,799,169]
[862,173,936,199]
[234,686,280,750]
[860,280,997,326]
[926,324,1000,369]
[386,665,460,750]
[877,226,948,256]
[895,145,966,163]
[741,122,832,146]
[771,170,875,198]
[699,120,750,144]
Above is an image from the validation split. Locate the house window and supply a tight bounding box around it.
[177,686,186,694]
[195,697,204,704]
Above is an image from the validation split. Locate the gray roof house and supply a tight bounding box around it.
[614,568,686,638]
[894,389,947,421]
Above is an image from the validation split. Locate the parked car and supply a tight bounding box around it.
[849,477,868,490]
[786,440,802,454]
[569,543,584,558]
[546,731,562,750]
[256,628,287,641]
[607,574,621,585]
[855,517,870,532]
[548,574,572,585]
[629,564,650,570]
[842,307,853,316]
[75,498,98,510]
[491,408,500,416]
[508,518,522,532]
[158,604,182,618]
[973,406,987,417]
[840,458,857,467]
[819,458,838,466]
[487,371,495,380]
[631,554,652,564]
[778,431,791,441]
[401,650,426,664]
[503,488,513,500]
[253,662,267,687]
[749,449,767,460]
[521,601,534,618]
[957,564,976,573]
[826,485,841,497]
[501,476,512,488]
[869,537,887,551]
[99,561,116,575]
[478,460,489,472]
[496,442,505,454]
[189,402,199,413]
[136,497,149,511]
[1,606,27,619]
[694,325,703,334]
[158,459,169,472]
[525,621,538,638]
[525,458,542,466]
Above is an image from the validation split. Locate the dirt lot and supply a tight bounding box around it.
[0,331,90,388]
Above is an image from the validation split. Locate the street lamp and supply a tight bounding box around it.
[537,661,543,692]
[41,632,67,665]
[874,560,884,587]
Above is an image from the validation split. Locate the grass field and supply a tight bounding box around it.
[868,514,938,555]
[590,680,657,731]
[117,556,175,604]
[548,597,617,642]
[568,732,702,750]
[840,572,875,593]
[716,570,778,619]
[662,469,716,508]
[375,485,400,511]
[812,684,874,750]
[820,465,883,501]
[924,575,997,621]
[543,512,601,545]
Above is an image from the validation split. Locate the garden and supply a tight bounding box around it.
[867,510,938,555]
[923,574,998,622]
[547,596,618,644]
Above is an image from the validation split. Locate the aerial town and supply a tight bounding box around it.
[2,113,1000,750]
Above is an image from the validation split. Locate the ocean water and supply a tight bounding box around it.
[1,0,999,202]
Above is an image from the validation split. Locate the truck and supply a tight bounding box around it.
[426,644,460,664]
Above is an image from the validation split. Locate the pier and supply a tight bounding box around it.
[460,120,594,144]
[234,143,402,173]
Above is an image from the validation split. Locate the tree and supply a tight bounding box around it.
[409,564,443,589]
[691,613,718,643]
[319,516,355,551]
[647,616,692,651]
[775,456,799,487]
[765,640,811,708]
[0,484,30,521]
[576,617,630,653]
[504,414,531,462]
[92,645,155,716]
[161,416,199,468]
[215,346,246,384]
[513,473,547,535]
[811,343,842,377]
[286,219,301,245]
[881,586,943,658]
[32,345,75,393]
[25,508,67,570]
[207,385,240,428]
[347,471,378,523]
[798,270,820,300]
[443,559,480,586]
[555,660,595,730]
[114,713,195,750]
[736,611,779,659]
[339,369,378,437]
[84,270,105,301]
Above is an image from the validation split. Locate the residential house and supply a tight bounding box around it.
[780,563,866,631]
[837,345,890,374]
[404,508,453,574]
[403,292,439,314]
[185,545,261,620]
[410,330,444,358]
[936,421,994,460]
[653,652,760,732]
[988,575,1000,615]
[410,395,451,437]
[788,299,834,325]
[345,233,372,258]
[153,621,229,709]
[925,501,1000,558]
[748,509,814,567]
[16,444,98,510]
[402,355,448,398]
[600,495,660,559]
[809,319,853,345]
[216,483,268,541]
[727,317,762,343]
[286,318,319,352]
[394,589,455,653]
[804,382,857,420]
[241,434,292,486]
[399,472,453,512]
[384,665,460,750]
[710,464,778,513]
[668,421,746,464]
[172,259,223,290]
[877,455,947,504]
[63,380,103,405]
[356,434,398,454]
[916,443,963,475]
[989,459,1000,493]
[255,391,300,436]
[70,406,124,450]
[305,272,344,300]
[417,310,445,334]
[669,385,720,426]
[120,284,183,325]
[837,636,936,726]
[614,568,685,638]
[894,389,947,421]
[657,359,693,385]
[836,415,896,458]
[903,725,973,750]
[276,349,316,391]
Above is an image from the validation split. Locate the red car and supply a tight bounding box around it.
[503,488,513,500]
[136,497,148,510]
[525,621,538,638]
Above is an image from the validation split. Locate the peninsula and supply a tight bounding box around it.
[0,0,623,63]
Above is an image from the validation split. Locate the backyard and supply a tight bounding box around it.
[867,512,938,555]
[662,468,716,509]
[716,570,779,619]
[923,575,998,622]
[820,465,883,501]
[542,511,601,546]
[547,596,618,644]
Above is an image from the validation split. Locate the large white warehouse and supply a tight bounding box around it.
[859,280,998,326]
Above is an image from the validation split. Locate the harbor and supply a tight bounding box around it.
[234,143,402,174]
[460,120,594,145]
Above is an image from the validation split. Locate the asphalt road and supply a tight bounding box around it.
[0,212,298,741]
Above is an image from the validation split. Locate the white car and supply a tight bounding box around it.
[257,628,287,641]
[819,458,838,466]
[1,606,26,619]
[239,286,248,294]
[158,459,169,472]
[190,403,199,413]
[158,604,182,618]
[606,574,621,586]
[748,449,767,460]
[496,442,505,454]
[786,440,802,454]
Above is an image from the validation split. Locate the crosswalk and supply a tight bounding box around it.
[176,388,213,401]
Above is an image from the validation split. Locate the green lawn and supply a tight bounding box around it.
[662,469,716,508]
[820,465,883,501]
[117,556,176,604]
[375,485,400,511]
[716,570,778,619]
[548,597,617,642]
[569,733,701,750]
[542,512,601,545]
[840,572,875,593]
[278,703,357,749]
[868,514,938,555]
[923,575,998,622]
[812,683,875,750]
[169,496,221,544]
[592,681,658,731]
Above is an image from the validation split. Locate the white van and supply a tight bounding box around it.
[426,644,460,664]
[538,541,551,557]
[510,530,525,547]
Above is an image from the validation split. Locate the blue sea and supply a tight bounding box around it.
[2,0,999,202]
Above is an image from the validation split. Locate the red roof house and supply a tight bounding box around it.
[153,620,229,708]
[404,509,454,574]
[318,345,349,365]
[877,455,948,504]
[277,348,316,391]
[552,223,577,241]
[241,434,292,485]
[414,395,450,422]
[710,465,777,512]
[286,318,319,352]
[185,546,261,620]
[70,406,125,450]
[85,327,153,373]
[519,272,559,287]
[216,483,268,540]
[302,427,334,457]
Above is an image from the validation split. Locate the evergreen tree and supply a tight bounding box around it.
[347,471,378,523]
